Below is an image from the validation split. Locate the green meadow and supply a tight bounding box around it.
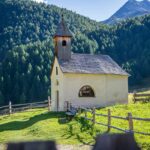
[0,95,149,149]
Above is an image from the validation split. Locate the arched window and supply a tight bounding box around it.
[79,85,95,97]
[62,40,67,46]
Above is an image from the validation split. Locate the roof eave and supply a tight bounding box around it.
[61,71,130,77]
[53,35,72,38]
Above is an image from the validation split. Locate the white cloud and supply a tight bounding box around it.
[32,0,48,4]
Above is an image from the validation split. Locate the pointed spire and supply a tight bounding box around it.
[54,15,72,38]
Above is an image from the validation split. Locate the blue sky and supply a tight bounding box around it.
[34,0,143,21]
[47,0,128,21]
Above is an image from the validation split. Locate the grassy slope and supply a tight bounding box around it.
[94,103,150,150]
[69,102,150,150]
[0,102,150,149]
[0,109,81,145]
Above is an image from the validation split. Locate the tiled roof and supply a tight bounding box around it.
[59,54,129,76]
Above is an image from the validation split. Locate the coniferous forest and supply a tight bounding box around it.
[1,0,150,105]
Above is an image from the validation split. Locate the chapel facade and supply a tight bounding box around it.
[51,16,129,111]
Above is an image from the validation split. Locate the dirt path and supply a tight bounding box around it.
[57,145,92,150]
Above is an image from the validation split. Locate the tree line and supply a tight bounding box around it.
[0,0,150,105]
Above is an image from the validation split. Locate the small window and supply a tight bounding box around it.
[56,67,58,75]
[56,80,59,86]
[79,85,95,97]
[62,40,67,46]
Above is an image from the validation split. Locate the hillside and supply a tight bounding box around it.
[0,0,105,105]
[104,0,150,24]
[0,102,150,149]
[1,0,150,105]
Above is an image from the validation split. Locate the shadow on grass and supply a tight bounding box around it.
[61,124,74,139]
[0,112,65,132]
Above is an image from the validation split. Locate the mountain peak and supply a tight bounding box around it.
[104,0,150,24]
[128,0,149,2]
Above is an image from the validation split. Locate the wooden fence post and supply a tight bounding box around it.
[107,109,111,132]
[78,106,81,114]
[133,92,136,103]
[66,101,69,111]
[69,102,72,110]
[48,96,51,112]
[92,107,96,126]
[128,112,133,133]
[9,101,12,115]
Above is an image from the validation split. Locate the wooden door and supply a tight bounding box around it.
[56,91,59,111]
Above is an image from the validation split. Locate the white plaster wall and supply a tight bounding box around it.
[105,75,128,105]
[51,58,64,111]
[51,58,128,111]
[62,73,128,109]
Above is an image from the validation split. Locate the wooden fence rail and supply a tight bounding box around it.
[132,117,150,121]
[75,106,150,136]
[133,93,150,103]
[0,96,51,115]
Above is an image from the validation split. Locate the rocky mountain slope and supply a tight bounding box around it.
[104,0,150,24]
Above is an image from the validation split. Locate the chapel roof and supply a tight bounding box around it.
[54,15,72,37]
[58,54,129,76]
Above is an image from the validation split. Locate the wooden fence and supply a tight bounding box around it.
[73,106,150,136]
[133,93,150,103]
[0,96,51,115]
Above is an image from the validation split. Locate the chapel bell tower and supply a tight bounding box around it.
[54,15,72,61]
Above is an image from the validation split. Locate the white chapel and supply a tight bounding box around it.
[51,16,129,111]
